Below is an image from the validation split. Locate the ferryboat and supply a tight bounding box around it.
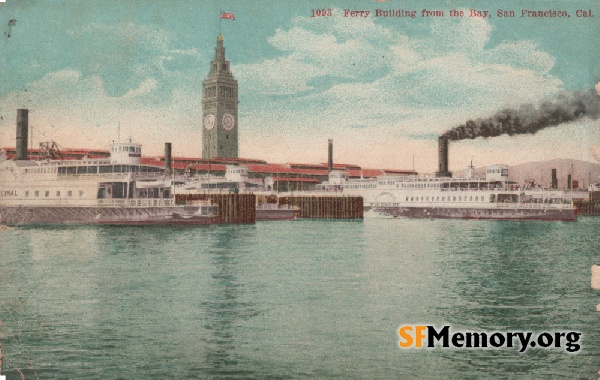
[0,139,219,226]
[316,164,577,221]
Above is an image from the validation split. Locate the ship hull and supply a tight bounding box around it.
[372,206,577,222]
[0,206,219,226]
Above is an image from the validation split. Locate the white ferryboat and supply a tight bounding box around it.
[317,164,577,221]
[0,138,218,226]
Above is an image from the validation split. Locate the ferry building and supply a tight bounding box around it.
[202,35,239,160]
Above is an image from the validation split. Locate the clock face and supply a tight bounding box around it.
[204,114,215,130]
[222,113,235,131]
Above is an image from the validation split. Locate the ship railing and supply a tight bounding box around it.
[440,187,521,192]
[58,172,166,179]
[495,202,572,209]
[97,198,175,207]
[130,172,168,179]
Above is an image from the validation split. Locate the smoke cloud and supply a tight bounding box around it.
[442,89,600,141]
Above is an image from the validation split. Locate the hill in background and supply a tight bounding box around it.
[469,159,600,189]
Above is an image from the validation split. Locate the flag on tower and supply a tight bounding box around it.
[220,12,235,20]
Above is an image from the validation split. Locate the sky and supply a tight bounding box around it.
[0,0,599,173]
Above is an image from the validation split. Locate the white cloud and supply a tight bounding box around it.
[237,11,408,95]
[426,16,492,56]
[236,56,326,95]
[239,11,562,111]
[121,78,158,98]
[0,70,201,157]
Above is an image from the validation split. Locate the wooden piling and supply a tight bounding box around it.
[175,193,256,224]
[573,198,600,216]
[279,195,363,219]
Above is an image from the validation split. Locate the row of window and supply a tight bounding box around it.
[24,167,56,174]
[204,85,236,98]
[24,164,160,175]
[396,183,442,189]
[345,184,377,189]
[24,190,84,198]
[375,182,497,189]
[227,169,247,174]
[406,195,488,202]
[57,165,163,175]
[111,146,140,153]
[211,62,230,72]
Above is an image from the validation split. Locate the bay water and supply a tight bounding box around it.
[1,218,599,379]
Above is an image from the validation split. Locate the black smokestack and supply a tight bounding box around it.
[567,174,572,190]
[165,142,172,173]
[437,136,451,177]
[551,169,557,189]
[328,139,333,172]
[442,90,600,141]
[15,109,29,160]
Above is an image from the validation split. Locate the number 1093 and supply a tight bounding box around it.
[311,9,332,17]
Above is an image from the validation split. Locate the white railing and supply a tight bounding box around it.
[57,172,166,179]
[369,201,573,210]
[97,198,174,207]
[440,187,508,192]
[495,202,572,209]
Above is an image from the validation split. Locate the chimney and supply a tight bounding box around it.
[328,139,333,172]
[437,136,451,177]
[567,174,572,190]
[15,109,29,160]
[164,142,172,173]
[551,169,558,189]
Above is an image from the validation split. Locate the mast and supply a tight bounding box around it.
[570,162,574,207]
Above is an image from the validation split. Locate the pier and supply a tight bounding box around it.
[176,193,364,221]
[572,191,600,216]
[279,195,363,219]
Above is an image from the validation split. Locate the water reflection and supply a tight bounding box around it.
[197,226,258,378]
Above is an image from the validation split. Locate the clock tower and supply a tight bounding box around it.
[202,35,239,159]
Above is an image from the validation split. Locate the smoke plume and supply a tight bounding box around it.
[442,89,600,141]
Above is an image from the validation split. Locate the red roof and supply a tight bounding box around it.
[245,163,329,176]
[1,147,414,177]
[245,163,289,173]
[140,157,163,166]
[152,156,269,166]
[287,163,328,170]
[321,163,362,170]
[140,158,227,172]
[383,169,416,174]
[189,163,227,171]
[347,169,384,178]
[347,168,416,178]
[272,177,321,183]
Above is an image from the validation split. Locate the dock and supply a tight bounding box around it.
[279,195,363,219]
[176,193,364,221]
[176,193,256,224]
[573,191,600,216]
